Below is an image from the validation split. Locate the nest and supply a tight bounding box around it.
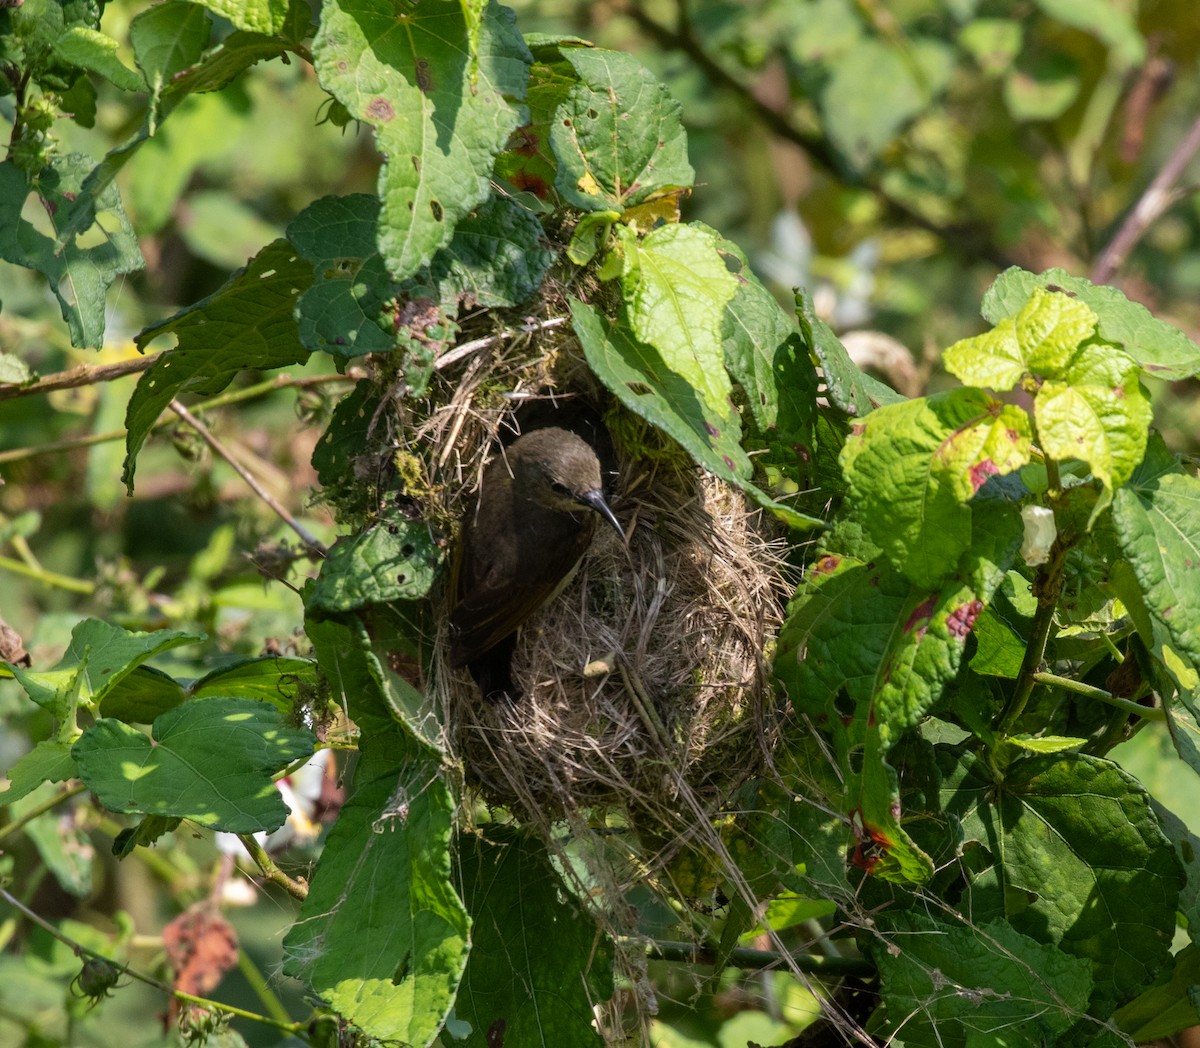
[414,326,794,864]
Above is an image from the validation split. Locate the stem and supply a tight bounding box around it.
[0,889,307,1038]
[996,537,1070,736]
[236,834,309,901]
[636,937,872,977]
[1031,671,1164,721]
[0,783,88,843]
[169,400,327,555]
[0,554,95,594]
[237,949,294,1026]
[0,373,358,466]
[0,353,159,403]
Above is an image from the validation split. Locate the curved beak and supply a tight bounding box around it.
[579,489,626,542]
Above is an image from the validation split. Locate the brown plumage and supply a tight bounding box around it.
[449,427,624,702]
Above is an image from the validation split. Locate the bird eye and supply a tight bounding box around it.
[551,481,571,496]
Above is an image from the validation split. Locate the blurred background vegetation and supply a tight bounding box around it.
[3,0,1200,1044]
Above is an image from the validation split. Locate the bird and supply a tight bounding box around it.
[449,426,625,702]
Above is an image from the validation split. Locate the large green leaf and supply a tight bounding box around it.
[456,832,612,1047]
[123,238,314,490]
[0,741,77,806]
[52,27,144,90]
[0,155,142,348]
[313,0,530,280]
[190,0,294,33]
[840,388,1030,588]
[1035,341,1151,500]
[1112,443,1200,674]
[620,222,741,421]
[550,47,693,211]
[285,617,467,1046]
[982,267,1200,381]
[72,698,314,832]
[573,299,821,529]
[6,619,202,719]
[869,912,1092,1047]
[943,749,1183,1012]
[130,0,210,122]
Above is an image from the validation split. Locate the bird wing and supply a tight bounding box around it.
[448,513,591,667]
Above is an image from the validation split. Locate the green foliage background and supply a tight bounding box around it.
[3,1,1200,1047]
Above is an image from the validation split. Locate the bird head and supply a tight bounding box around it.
[510,428,626,540]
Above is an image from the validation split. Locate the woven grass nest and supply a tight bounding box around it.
[424,332,794,844]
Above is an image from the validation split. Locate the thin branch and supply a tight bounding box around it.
[635,937,872,976]
[1091,112,1200,285]
[0,372,359,466]
[168,400,327,555]
[1031,671,1165,721]
[0,888,307,1037]
[615,1,1014,270]
[236,834,310,901]
[0,783,88,843]
[0,353,159,402]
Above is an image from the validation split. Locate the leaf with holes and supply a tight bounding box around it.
[123,239,313,491]
[551,47,693,212]
[306,520,442,616]
[313,0,529,280]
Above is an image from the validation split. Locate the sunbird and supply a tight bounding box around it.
[449,427,625,702]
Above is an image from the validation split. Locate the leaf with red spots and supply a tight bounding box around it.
[313,0,530,280]
[840,387,1030,588]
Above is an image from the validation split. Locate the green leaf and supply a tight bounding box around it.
[456,832,613,1047]
[572,300,821,529]
[796,288,905,416]
[1031,0,1145,67]
[123,239,314,491]
[72,698,315,832]
[313,0,530,280]
[8,619,202,718]
[840,388,1031,588]
[1004,49,1081,121]
[620,223,741,421]
[982,267,1200,381]
[1113,943,1200,1042]
[551,48,693,212]
[1112,449,1200,674]
[870,912,1092,1047]
[18,784,93,897]
[0,740,77,806]
[945,750,1183,1011]
[0,156,143,348]
[1034,341,1151,499]
[97,664,186,722]
[130,1,210,124]
[306,520,442,616]
[288,194,397,356]
[716,233,818,443]
[190,656,317,713]
[823,37,954,169]
[285,620,465,1046]
[190,0,294,34]
[52,27,145,90]
[945,284,1099,389]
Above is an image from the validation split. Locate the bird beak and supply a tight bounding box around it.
[579,489,626,542]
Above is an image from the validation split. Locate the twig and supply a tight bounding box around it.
[1031,671,1164,721]
[433,315,568,371]
[236,834,310,901]
[0,372,359,466]
[168,400,327,555]
[0,888,306,1037]
[636,937,872,976]
[0,353,159,402]
[1091,112,1200,285]
[0,783,88,843]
